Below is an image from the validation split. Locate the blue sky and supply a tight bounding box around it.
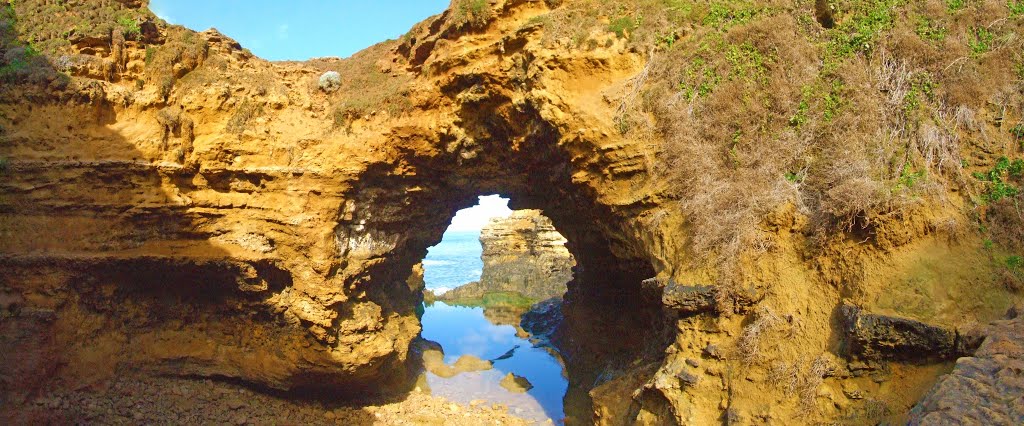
[149,0,450,61]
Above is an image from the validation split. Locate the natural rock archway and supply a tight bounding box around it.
[2,0,1023,424]
[1,0,671,404]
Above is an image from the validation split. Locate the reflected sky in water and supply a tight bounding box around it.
[421,302,568,423]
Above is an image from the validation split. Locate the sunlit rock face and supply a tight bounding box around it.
[2,0,1022,424]
[479,210,575,301]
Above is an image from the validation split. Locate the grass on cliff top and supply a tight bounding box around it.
[532,0,1024,290]
[8,0,150,55]
[313,41,414,132]
[0,1,69,85]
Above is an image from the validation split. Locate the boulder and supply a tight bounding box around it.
[909,312,1024,425]
[840,304,980,362]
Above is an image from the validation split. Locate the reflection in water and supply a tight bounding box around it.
[421,302,568,423]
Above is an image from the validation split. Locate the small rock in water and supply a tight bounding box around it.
[499,373,533,393]
[469,399,486,407]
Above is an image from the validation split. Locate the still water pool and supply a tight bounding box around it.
[421,230,568,423]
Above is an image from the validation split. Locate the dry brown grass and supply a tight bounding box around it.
[312,41,414,132]
[768,355,835,415]
[537,0,1024,290]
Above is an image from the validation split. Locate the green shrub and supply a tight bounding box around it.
[1012,124,1024,146]
[116,16,140,39]
[903,72,935,112]
[677,57,720,100]
[822,79,844,122]
[1008,255,1023,270]
[609,15,639,38]
[702,1,759,28]
[973,157,1023,202]
[968,27,994,55]
[896,163,926,189]
[915,16,946,42]
[827,0,904,60]
[1008,0,1024,16]
[946,0,966,12]
[725,41,770,83]
[790,86,812,127]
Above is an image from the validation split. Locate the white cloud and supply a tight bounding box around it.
[277,24,290,40]
[150,6,172,22]
[447,195,512,231]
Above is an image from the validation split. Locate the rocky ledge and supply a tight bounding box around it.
[909,306,1024,425]
[477,209,575,301]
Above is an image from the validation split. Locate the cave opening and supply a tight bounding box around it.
[414,194,573,423]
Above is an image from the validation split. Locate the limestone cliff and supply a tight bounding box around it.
[1,0,1023,424]
[479,210,574,300]
[438,209,574,302]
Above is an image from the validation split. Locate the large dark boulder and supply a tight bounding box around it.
[839,304,980,362]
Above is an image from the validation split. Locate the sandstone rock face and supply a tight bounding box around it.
[909,312,1024,425]
[477,210,575,301]
[2,0,1023,424]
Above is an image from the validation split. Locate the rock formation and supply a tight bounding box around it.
[909,307,1024,424]
[1,0,1023,424]
[433,209,574,304]
[478,209,575,300]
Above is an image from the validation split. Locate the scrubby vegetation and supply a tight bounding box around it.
[452,0,494,29]
[0,2,62,84]
[7,0,148,55]
[143,27,208,99]
[317,43,414,132]
[318,71,341,92]
[533,0,1024,297]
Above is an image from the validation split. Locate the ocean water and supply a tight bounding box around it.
[420,229,569,423]
[422,230,484,293]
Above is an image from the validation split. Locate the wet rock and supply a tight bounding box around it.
[499,373,533,393]
[839,304,979,362]
[419,342,493,379]
[452,355,493,373]
[520,298,563,345]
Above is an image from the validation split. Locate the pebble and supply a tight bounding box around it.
[227,398,245,410]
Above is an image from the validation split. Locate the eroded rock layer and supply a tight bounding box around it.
[1,0,1023,424]
[478,209,575,300]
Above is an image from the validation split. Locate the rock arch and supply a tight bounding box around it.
[3,0,1021,424]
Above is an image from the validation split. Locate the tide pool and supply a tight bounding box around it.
[420,228,568,423]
